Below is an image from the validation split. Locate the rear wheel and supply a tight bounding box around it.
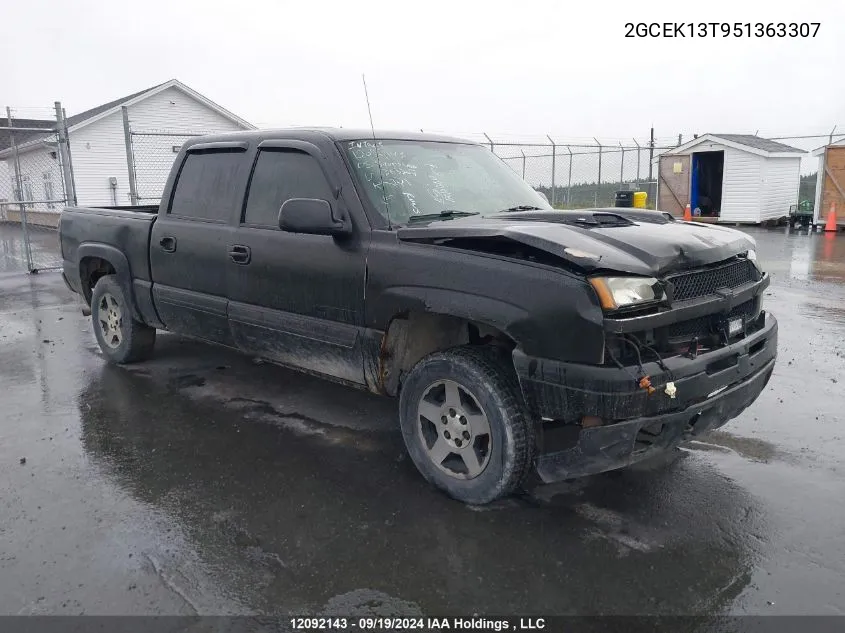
[91,275,156,364]
[399,346,534,504]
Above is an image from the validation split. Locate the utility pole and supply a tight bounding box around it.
[647,127,654,183]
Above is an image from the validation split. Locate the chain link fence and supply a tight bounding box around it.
[486,138,675,209]
[127,128,206,203]
[0,104,74,273]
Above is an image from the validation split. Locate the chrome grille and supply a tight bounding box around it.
[668,259,755,302]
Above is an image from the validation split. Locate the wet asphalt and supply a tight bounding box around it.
[1,225,844,616]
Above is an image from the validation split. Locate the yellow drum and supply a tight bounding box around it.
[633,191,647,209]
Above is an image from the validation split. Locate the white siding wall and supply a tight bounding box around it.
[0,160,12,207]
[69,112,132,206]
[760,157,801,221]
[69,85,246,206]
[0,147,65,214]
[720,147,763,222]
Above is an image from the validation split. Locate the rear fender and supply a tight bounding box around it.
[77,243,140,320]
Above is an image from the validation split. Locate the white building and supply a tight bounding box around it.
[0,79,253,225]
[655,134,805,224]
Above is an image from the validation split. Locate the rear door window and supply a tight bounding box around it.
[243,150,334,228]
[169,149,246,222]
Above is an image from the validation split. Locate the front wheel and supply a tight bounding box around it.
[398,346,534,504]
[91,275,156,364]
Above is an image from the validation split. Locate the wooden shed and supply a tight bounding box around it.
[811,141,845,229]
[655,134,804,223]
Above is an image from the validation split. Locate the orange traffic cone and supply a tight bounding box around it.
[824,202,838,232]
[683,203,692,221]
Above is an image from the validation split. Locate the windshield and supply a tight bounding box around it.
[343,140,551,226]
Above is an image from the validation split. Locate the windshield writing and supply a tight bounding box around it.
[345,140,549,225]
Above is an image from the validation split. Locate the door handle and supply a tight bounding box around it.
[159,236,177,252]
[228,244,251,265]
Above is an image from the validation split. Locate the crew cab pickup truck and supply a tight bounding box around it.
[60,129,777,504]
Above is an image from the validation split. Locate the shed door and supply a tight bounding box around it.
[822,147,845,224]
[658,155,690,216]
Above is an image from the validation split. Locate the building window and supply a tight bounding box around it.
[43,172,55,209]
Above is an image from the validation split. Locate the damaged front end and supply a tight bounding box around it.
[513,253,778,483]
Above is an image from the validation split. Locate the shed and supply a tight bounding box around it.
[655,134,805,223]
[810,140,845,228]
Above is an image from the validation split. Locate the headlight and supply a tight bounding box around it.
[589,276,664,310]
[746,249,761,271]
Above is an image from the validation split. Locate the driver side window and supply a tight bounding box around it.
[242,149,334,228]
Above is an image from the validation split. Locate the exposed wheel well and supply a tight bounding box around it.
[379,311,516,396]
[79,257,117,305]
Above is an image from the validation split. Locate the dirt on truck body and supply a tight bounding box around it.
[59,128,777,504]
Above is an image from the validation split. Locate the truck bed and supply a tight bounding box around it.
[59,205,159,296]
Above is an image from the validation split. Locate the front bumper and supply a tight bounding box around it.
[514,312,777,482]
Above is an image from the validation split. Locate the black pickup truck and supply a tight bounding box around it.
[59,129,777,504]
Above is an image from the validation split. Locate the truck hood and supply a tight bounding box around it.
[396,209,756,277]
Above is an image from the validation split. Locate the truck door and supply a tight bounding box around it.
[226,141,368,385]
[150,143,250,345]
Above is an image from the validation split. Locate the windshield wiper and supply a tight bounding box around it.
[497,205,545,212]
[406,210,480,224]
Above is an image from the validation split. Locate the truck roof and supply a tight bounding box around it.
[181,128,476,149]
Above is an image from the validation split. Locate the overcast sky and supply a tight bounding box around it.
[4,0,844,146]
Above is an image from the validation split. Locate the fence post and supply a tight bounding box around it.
[594,138,602,207]
[54,101,76,206]
[483,132,494,153]
[61,107,78,205]
[547,135,556,206]
[619,142,625,186]
[566,146,573,206]
[122,106,139,205]
[633,139,641,183]
[521,150,526,179]
[6,106,34,272]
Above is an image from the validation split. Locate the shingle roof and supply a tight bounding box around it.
[64,82,166,128]
[0,118,56,152]
[0,82,168,153]
[714,134,804,153]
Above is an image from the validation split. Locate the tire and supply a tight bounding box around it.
[91,275,156,364]
[398,346,534,504]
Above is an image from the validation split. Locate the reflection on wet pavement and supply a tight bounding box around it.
[745,226,845,286]
[0,223,62,274]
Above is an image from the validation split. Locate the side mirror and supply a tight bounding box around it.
[279,198,351,236]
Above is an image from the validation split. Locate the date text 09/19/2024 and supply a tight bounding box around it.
[289,617,547,630]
